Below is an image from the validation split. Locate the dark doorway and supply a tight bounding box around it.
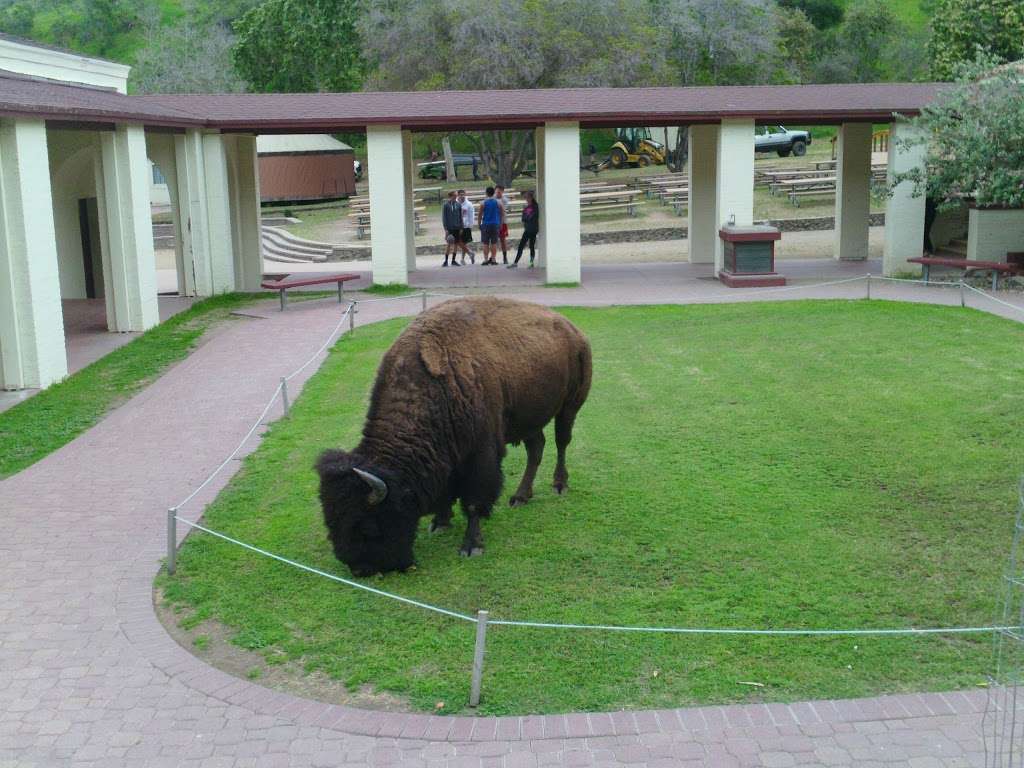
[77,198,103,299]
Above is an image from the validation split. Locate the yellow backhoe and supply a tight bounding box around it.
[603,127,666,169]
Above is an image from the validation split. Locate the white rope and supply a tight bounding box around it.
[284,303,354,382]
[349,293,426,304]
[964,283,1024,315]
[172,382,284,510]
[174,515,1011,636]
[873,275,960,286]
[174,515,474,622]
[488,618,1012,635]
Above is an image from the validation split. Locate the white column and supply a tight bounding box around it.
[883,121,926,276]
[200,132,236,292]
[540,121,581,284]
[146,132,194,296]
[402,130,416,272]
[687,124,718,265]
[367,124,413,285]
[834,122,872,261]
[533,127,547,269]
[0,119,67,389]
[714,119,755,273]
[225,134,264,292]
[95,124,159,333]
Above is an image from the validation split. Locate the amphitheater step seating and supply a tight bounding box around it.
[260,225,338,264]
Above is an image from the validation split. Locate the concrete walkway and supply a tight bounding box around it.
[2,271,1020,767]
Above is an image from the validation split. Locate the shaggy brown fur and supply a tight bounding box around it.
[315,296,592,575]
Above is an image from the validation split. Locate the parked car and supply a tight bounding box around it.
[417,154,482,180]
[754,126,811,157]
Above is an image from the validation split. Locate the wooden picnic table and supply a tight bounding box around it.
[414,186,443,202]
[580,189,641,203]
[580,182,628,192]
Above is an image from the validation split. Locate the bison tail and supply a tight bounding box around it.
[570,338,593,412]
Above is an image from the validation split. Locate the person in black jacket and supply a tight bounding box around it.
[441,190,464,267]
[509,190,540,269]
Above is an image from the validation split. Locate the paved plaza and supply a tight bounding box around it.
[2,264,1022,767]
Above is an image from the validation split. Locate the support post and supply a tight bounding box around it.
[421,291,427,313]
[279,288,286,311]
[280,376,290,416]
[714,119,755,274]
[687,124,718,265]
[167,508,177,575]
[224,134,264,293]
[337,281,344,303]
[349,302,356,333]
[866,273,871,300]
[469,609,489,707]
[540,121,581,284]
[883,121,927,277]
[834,122,872,262]
[95,124,160,332]
[960,279,966,308]
[366,125,413,286]
[0,118,67,390]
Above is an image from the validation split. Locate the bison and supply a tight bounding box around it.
[315,296,592,576]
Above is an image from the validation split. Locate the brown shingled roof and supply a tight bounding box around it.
[0,73,944,131]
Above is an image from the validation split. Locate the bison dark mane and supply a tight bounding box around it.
[315,296,592,575]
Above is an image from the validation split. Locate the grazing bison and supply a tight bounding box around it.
[315,296,592,575]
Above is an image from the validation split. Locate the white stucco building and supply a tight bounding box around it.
[0,34,943,393]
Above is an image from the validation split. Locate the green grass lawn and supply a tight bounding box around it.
[159,301,1024,715]
[0,294,255,479]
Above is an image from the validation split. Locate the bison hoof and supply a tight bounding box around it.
[509,494,530,507]
[459,546,484,558]
[553,481,568,495]
[429,521,452,534]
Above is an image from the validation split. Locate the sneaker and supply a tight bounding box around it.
[452,261,461,266]
[442,262,449,267]
[507,263,518,269]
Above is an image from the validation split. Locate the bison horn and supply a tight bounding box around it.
[353,467,388,505]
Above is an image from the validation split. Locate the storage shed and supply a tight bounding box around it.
[256,134,356,202]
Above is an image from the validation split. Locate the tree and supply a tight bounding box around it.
[661,0,783,85]
[813,0,928,83]
[929,0,1024,80]
[360,0,669,186]
[132,19,247,94]
[232,0,364,93]
[774,8,818,83]
[776,0,844,29]
[891,57,1024,209]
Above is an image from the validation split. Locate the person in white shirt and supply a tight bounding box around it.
[457,189,476,265]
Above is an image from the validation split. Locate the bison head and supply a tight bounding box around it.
[314,449,419,576]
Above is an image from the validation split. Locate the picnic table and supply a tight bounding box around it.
[770,176,837,205]
[580,188,643,216]
[413,186,443,202]
[349,206,426,238]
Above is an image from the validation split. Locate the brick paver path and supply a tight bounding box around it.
[4,272,1019,767]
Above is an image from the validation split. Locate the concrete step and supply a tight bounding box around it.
[936,244,967,259]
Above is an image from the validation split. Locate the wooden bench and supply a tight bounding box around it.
[350,208,426,239]
[261,273,361,310]
[909,256,1024,290]
[580,201,644,217]
[788,187,836,206]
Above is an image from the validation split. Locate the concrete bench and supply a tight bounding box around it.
[261,273,361,310]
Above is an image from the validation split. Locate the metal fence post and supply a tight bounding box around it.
[421,291,428,313]
[167,508,177,575]
[349,303,356,334]
[960,279,966,308]
[280,377,290,416]
[866,273,871,300]
[469,610,489,707]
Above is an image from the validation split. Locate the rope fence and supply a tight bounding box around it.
[163,278,1024,706]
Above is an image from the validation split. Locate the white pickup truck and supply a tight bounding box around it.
[754,126,811,157]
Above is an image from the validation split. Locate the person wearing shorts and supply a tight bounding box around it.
[495,184,511,264]
[458,189,475,264]
[477,186,502,265]
[441,190,463,267]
